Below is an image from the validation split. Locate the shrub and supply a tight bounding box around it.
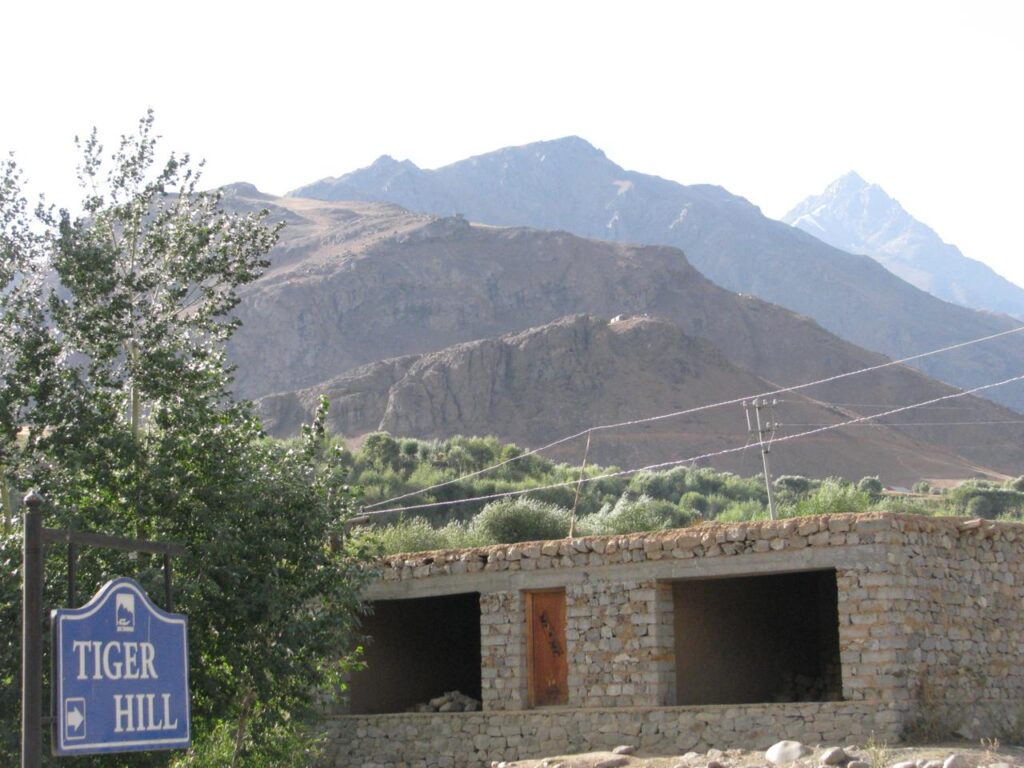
[966,495,995,519]
[949,481,1024,518]
[627,468,690,503]
[857,476,884,497]
[774,475,813,495]
[470,498,571,543]
[703,493,732,519]
[912,481,932,494]
[370,517,450,554]
[785,478,872,517]
[1006,476,1024,492]
[577,494,695,536]
[368,517,486,555]
[715,500,766,522]
[679,491,709,515]
[719,474,767,503]
[685,468,727,496]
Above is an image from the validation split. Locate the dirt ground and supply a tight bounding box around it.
[500,741,1024,768]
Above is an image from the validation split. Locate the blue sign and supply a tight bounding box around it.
[52,577,190,755]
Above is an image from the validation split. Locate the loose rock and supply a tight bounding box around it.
[613,745,636,755]
[595,759,630,768]
[767,741,812,765]
[821,747,849,766]
[408,689,481,713]
[943,756,968,768]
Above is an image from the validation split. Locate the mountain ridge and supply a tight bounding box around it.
[223,188,1024,480]
[288,137,1024,413]
[784,172,1024,319]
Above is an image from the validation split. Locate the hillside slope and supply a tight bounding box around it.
[257,315,1018,486]
[290,137,1024,412]
[224,187,1024,479]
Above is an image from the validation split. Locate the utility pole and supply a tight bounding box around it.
[744,399,778,520]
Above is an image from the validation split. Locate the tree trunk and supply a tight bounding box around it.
[231,690,257,768]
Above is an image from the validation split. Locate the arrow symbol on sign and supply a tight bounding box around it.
[67,705,84,730]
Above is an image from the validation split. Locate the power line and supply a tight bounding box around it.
[364,324,1024,510]
[777,420,1024,428]
[361,370,1024,518]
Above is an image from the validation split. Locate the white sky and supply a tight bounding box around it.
[5,0,1023,286]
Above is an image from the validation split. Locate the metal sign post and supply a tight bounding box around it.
[21,492,43,768]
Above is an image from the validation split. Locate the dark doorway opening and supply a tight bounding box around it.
[349,592,482,714]
[673,569,842,705]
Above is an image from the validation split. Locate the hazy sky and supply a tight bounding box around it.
[5,1,1022,286]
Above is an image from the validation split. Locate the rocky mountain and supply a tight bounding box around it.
[784,172,1024,320]
[224,188,1024,480]
[257,315,1021,486]
[289,137,1024,413]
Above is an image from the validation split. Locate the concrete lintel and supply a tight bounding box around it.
[365,544,886,600]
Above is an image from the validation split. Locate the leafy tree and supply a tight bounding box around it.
[0,116,369,765]
[774,474,813,495]
[857,476,884,498]
[965,495,995,520]
[360,431,401,472]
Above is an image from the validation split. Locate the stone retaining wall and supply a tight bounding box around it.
[319,701,902,768]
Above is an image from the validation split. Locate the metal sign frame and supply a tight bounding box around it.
[19,492,188,766]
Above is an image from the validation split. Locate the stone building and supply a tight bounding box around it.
[320,513,1024,767]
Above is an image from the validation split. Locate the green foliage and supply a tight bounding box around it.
[0,118,370,765]
[857,476,884,497]
[361,432,401,472]
[715,499,767,522]
[0,528,19,758]
[368,517,485,555]
[912,481,932,494]
[966,495,995,519]
[170,717,324,768]
[1006,476,1024,493]
[471,498,571,543]
[679,491,709,515]
[782,478,873,518]
[578,494,694,536]
[949,480,1024,519]
[627,468,690,504]
[774,475,814,495]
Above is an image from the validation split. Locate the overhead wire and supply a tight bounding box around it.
[776,420,1024,428]
[362,370,1024,518]
[363,323,1024,511]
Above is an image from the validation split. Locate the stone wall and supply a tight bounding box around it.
[333,513,1024,764]
[319,701,902,768]
[565,578,675,708]
[894,517,1024,737]
[479,591,525,711]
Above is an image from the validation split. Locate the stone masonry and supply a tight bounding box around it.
[321,513,1024,767]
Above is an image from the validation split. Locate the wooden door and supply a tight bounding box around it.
[527,589,568,706]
